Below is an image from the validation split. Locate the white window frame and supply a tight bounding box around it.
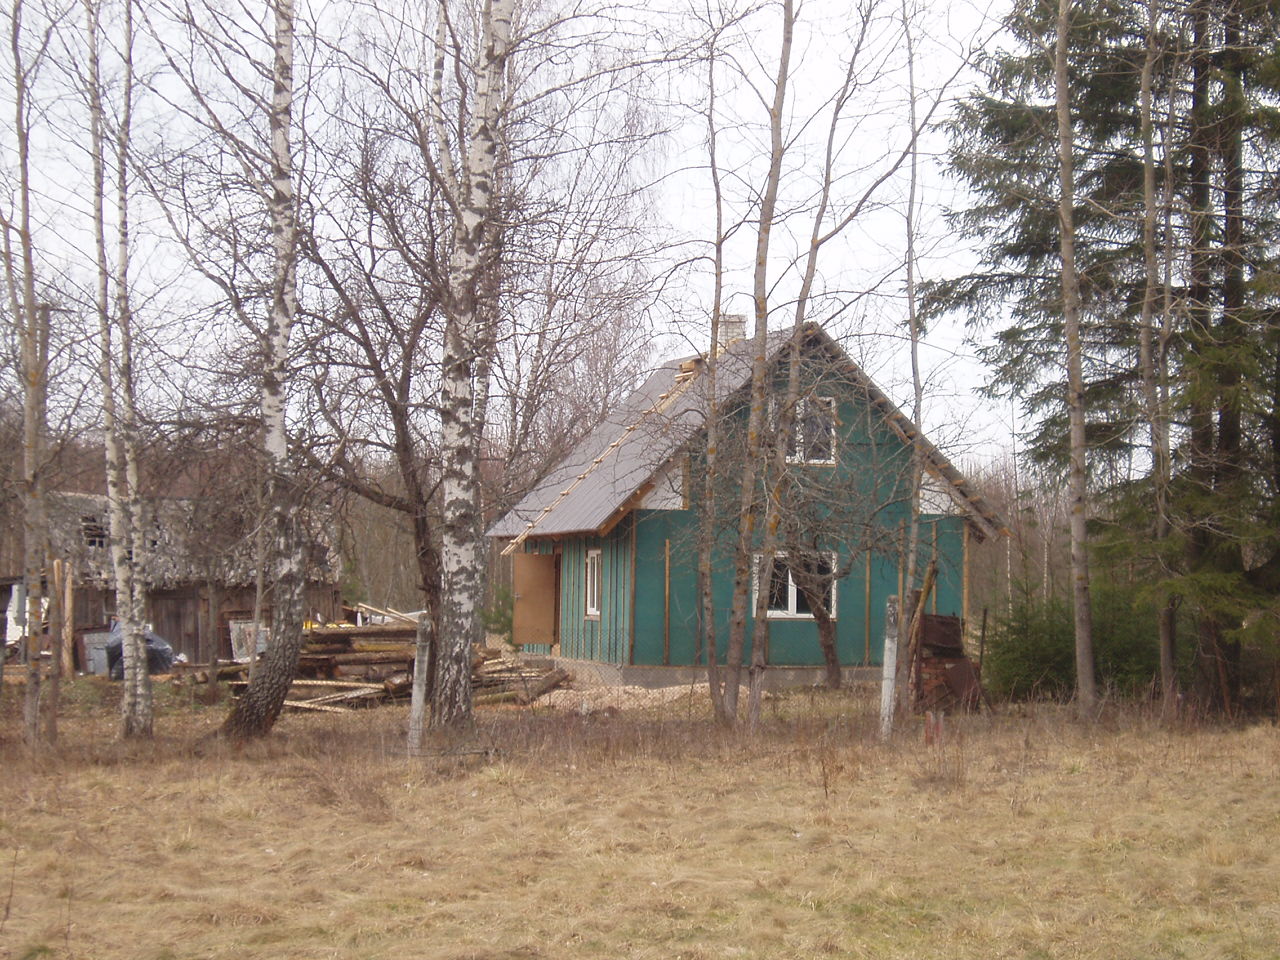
[584,548,602,619]
[783,395,837,464]
[752,552,839,620]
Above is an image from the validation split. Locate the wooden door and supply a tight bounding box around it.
[513,553,558,649]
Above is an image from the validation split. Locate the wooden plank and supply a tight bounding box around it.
[282,699,351,714]
[663,538,671,666]
[306,623,417,641]
[516,668,570,704]
[293,688,385,706]
[863,551,872,666]
[596,482,654,538]
[298,650,415,666]
[62,564,75,675]
[513,552,558,648]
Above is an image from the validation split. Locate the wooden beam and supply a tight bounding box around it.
[628,513,637,666]
[61,561,74,676]
[663,538,671,666]
[596,482,655,538]
[863,551,872,666]
[962,522,970,643]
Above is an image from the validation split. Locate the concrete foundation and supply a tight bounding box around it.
[521,655,881,691]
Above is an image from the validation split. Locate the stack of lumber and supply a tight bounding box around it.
[296,622,419,680]
[473,656,570,706]
[221,646,569,713]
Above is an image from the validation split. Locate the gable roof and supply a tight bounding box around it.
[487,322,1006,544]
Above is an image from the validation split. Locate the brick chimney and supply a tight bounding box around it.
[715,313,747,355]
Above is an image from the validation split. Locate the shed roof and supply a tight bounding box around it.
[487,323,1006,543]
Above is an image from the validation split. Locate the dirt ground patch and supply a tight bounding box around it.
[1,678,1278,959]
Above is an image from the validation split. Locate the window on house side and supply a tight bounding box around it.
[757,553,837,619]
[585,549,602,619]
[81,516,107,548]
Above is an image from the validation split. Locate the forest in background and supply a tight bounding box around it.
[3,0,1279,744]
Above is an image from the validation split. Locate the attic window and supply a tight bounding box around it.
[81,516,107,548]
[790,396,836,463]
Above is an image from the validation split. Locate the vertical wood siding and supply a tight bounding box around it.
[551,518,633,665]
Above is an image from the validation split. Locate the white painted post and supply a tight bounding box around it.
[879,594,899,741]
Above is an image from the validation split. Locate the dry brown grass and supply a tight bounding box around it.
[1,678,1279,960]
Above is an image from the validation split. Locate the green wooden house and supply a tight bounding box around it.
[488,323,1003,677]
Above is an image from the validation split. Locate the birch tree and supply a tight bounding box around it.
[82,0,152,737]
[1,0,52,743]
[222,0,304,739]
[133,0,312,737]
[426,0,513,729]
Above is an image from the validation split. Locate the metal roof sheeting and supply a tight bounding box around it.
[487,323,1006,542]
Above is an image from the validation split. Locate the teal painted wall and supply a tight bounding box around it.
[629,508,965,667]
[557,526,633,665]
[519,518,635,664]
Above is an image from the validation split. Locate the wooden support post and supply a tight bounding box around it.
[662,538,671,666]
[905,561,938,709]
[879,594,899,741]
[863,551,872,665]
[931,522,939,614]
[62,562,75,675]
[897,521,905,604]
[978,606,989,676]
[961,522,970,642]
[46,559,63,740]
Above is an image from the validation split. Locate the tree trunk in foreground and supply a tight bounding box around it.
[222,0,303,741]
[723,0,793,724]
[10,1,47,741]
[1055,0,1098,717]
[428,0,513,729]
[1137,0,1178,717]
[86,0,152,737]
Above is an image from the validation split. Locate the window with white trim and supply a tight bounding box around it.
[790,396,836,463]
[772,395,837,463]
[754,553,838,619]
[584,549,602,619]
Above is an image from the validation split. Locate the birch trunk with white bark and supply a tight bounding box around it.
[85,0,152,738]
[222,0,304,740]
[700,33,728,720]
[896,2,925,726]
[424,0,513,731]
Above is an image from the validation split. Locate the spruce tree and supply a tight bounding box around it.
[931,0,1280,712]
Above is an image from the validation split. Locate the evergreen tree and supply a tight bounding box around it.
[930,0,1280,711]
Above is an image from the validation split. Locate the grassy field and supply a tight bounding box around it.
[1,677,1278,960]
